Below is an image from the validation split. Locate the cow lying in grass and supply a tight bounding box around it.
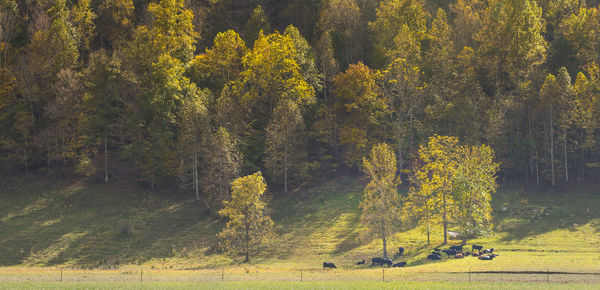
[449,245,463,252]
[393,261,407,267]
[323,262,337,269]
[356,259,365,265]
[478,254,498,260]
[427,252,442,260]
[371,257,393,267]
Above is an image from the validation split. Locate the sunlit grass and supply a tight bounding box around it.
[0,174,599,277]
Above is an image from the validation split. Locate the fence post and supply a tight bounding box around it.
[300,268,303,282]
[468,267,471,283]
[140,267,143,282]
[221,267,224,282]
[382,267,385,282]
[60,268,63,282]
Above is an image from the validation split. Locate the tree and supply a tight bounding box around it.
[83,50,130,183]
[96,0,135,47]
[451,144,499,243]
[477,0,546,94]
[71,0,96,62]
[413,135,459,245]
[225,30,315,171]
[202,126,242,208]
[284,25,323,95]
[360,143,401,259]
[189,30,247,93]
[379,58,424,175]
[0,0,18,68]
[179,90,208,200]
[369,0,428,67]
[218,172,274,262]
[265,99,305,194]
[334,62,386,167]
[244,5,270,44]
[317,0,365,69]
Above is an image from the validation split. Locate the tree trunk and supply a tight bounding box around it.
[24,136,28,177]
[443,191,448,245]
[550,105,555,186]
[245,223,250,262]
[382,219,387,259]
[284,145,288,195]
[397,128,403,177]
[529,106,533,184]
[104,135,109,183]
[194,149,199,201]
[564,126,568,183]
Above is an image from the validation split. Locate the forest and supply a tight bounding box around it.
[1,0,599,205]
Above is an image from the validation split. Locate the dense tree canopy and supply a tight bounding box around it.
[0,0,599,207]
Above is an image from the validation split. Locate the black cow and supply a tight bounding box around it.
[427,253,441,260]
[357,259,365,265]
[323,262,337,269]
[449,245,463,252]
[393,262,407,267]
[478,255,494,260]
[398,247,405,256]
[472,244,483,251]
[443,249,458,256]
[482,248,495,254]
[433,248,443,252]
[371,257,393,267]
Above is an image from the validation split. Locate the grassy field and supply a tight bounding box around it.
[1,281,599,290]
[0,173,599,285]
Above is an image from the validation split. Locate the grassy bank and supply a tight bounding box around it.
[0,174,599,273]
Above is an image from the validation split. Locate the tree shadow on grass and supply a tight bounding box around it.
[0,177,222,268]
[493,186,600,242]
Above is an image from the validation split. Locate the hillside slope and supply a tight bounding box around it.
[0,175,599,272]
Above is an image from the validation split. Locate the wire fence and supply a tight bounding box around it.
[1,267,600,283]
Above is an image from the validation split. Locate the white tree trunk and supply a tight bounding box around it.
[194,149,199,201]
[382,219,387,259]
[104,136,109,183]
[564,127,568,183]
[550,105,555,186]
[284,145,288,195]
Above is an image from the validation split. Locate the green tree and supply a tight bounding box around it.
[413,135,459,245]
[284,25,323,95]
[82,50,130,183]
[178,90,208,200]
[379,58,424,175]
[478,0,546,93]
[96,0,135,47]
[225,30,315,171]
[202,126,243,208]
[189,29,247,92]
[451,144,499,243]
[369,0,428,67]
[317,0,365,69]
[361,143,401,259]
[218,172,274,262]
[244,5,270,44]
[334,62,386,167]
[265,99,305,194]
[71,0,96,62]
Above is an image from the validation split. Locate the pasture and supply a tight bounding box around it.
[0,174,599,287]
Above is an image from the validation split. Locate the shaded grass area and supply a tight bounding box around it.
[0,176,226,268]
[0,174,599,273]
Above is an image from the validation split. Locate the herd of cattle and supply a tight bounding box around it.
[323,245,498,269]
